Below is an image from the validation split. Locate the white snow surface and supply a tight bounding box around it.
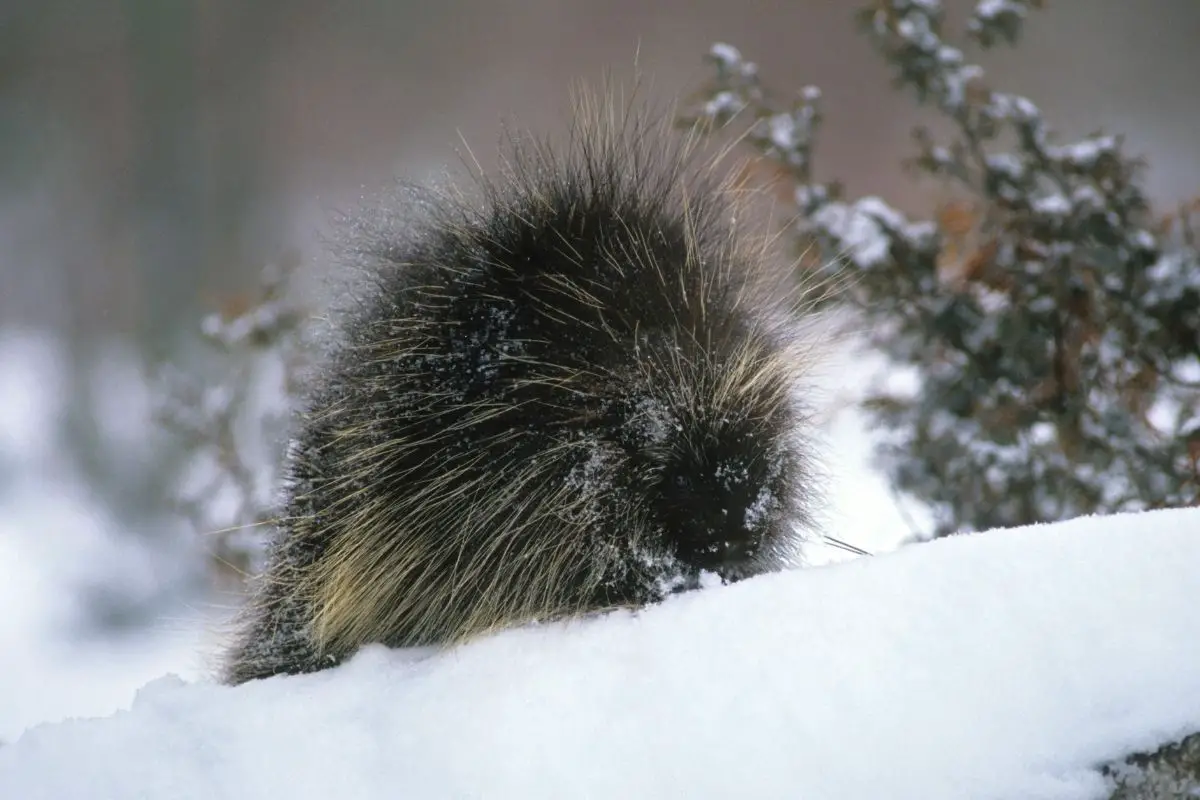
[3,506,1198,800]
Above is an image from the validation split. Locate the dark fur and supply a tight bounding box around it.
[223,96,821,684]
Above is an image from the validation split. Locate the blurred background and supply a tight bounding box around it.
[1,0,1197,741]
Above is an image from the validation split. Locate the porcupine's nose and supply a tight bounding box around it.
[720,517,759,565]
[720,531,752,562]
[689,508,757,569]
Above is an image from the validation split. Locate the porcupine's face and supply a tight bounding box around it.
[650,419,792,581]
[615,345,798,587]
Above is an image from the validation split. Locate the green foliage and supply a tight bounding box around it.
[686,0,1200,537]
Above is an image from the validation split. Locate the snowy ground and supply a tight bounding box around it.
[7,329,1194,799]
[3,505,1198,799]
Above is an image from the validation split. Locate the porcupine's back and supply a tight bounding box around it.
[222,92,820,685]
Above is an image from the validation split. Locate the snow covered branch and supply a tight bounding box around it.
[687,0,1200,537]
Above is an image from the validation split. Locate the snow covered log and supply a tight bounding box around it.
[2,506,1198,800]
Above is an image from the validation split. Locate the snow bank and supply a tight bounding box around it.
[3,506,1198,800]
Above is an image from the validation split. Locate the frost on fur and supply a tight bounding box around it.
[221,90,826,684]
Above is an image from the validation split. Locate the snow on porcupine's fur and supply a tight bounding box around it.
[222,91,827,685]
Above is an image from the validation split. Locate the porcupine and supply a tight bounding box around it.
[222,89,826,684]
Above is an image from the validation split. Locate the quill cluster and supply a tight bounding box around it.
[223,91,824,684]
